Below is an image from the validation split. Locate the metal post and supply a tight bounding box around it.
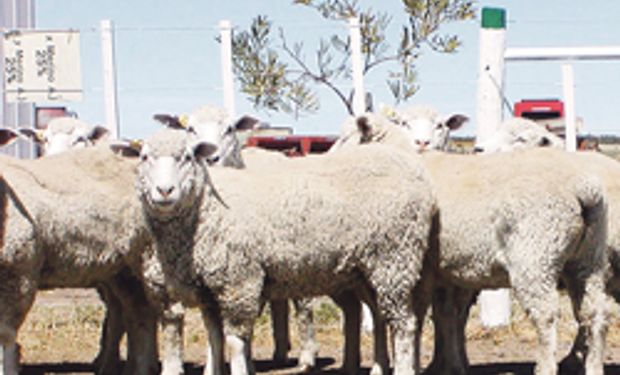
[100,19,119,139]
[219,20,235,119]
[349,17,365,116]
[562,64,577,152]
[475,7,506,145]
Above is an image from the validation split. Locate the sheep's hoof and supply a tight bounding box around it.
[298,349,315,372]
[422,360,466,375]
[369,362,385,375]
[559,353,585,375]
[159,359,184,375]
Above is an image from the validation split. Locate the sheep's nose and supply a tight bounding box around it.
[157,185,175,197]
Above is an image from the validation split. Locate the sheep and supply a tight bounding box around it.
[330,104,467,153]
[466,121,620,373]
[473,117,564,153]
[0,122,152,375]
[115,126,439,375]
[334,114,609,375]
[0,145,159,375]
[16,117,109,155]
[154,107,324,372]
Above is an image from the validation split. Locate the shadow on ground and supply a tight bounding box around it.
[19,360,620,374]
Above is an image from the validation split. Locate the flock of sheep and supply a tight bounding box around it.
[0,105,618,375]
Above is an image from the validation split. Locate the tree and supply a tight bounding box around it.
[230,0,476,118]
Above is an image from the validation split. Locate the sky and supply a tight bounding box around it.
[32,0,620,139]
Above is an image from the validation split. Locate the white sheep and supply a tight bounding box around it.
[334,114,609,375]
[0,122,153,375]
[152,109,320,373]
[0,145,158,375]
[115,126,438,375]
[15,117,108,155]
[473,117,564,153]
[447,120,620,374]
[330,104,467,153]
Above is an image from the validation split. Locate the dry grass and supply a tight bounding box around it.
[16,289,620,374]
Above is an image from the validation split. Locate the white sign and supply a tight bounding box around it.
[3,30,82,102]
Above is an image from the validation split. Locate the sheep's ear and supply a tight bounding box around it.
[0,127,20,146]
[18,128,45,143]
[153,114,186,130]
[538,136,551,147]
[233,115,260,131]
[356,116,373,143]
[88,126,109,142]
[193,141,218,160]
[444,114,469,130]
[109,139,143,158]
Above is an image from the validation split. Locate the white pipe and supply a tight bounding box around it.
[506,46,620,62]
[349,17,365,116]
[562,64,577,152]
[100,19,119,139]
[219,20,235,120]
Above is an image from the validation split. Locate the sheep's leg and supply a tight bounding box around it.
[160,301,185,375]
[106,271,159,375]
[93,285,123,375]
[511,274,559,375]
[292,297,317,371]
[425,285,475,375]
[562,270,607,375]
[269,299,290,365]
[331,290,361,375]
[203,309,225,375]
[367,300,389,375]
[389,314,417,375]
[0,341,20,375]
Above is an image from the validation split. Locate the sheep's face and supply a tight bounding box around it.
[474,125,562,154]
[187,118,237,166]
[396,114,468,152]
[17,119,109,156]
[136,129,216,220]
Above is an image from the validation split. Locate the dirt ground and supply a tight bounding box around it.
[17,288,620,374]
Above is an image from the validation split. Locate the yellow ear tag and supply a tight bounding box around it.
[35,130,46,143]
[129,139,143,150]
[179,114,189,129]
[380,105,397,120]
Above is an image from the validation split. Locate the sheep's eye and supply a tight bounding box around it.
[187,126,197,134]
[140,153,149,162]
[184,153,193,163]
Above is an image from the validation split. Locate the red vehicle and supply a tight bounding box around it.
[246,135,337,157]
[514,99,564,120]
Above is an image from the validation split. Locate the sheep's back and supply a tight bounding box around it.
[203,144,436,298]
[423,148,604,287]
[0,144,146,287]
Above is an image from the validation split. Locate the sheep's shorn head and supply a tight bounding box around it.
[381,104,468,152]
[474,117,564,153]
[113,126,217,221]
[154,105,259,168]
[18,117,109,155]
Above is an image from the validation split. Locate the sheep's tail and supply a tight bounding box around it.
[574,174,608,270]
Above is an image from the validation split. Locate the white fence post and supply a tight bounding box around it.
[100,19,119,139]
[219,20,235,119]
[349,17,365,116]
[562,64,577,152]
[475,7,506,146]
[476,7,512,328]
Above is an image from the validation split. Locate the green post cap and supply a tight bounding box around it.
[481,7,506,29]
